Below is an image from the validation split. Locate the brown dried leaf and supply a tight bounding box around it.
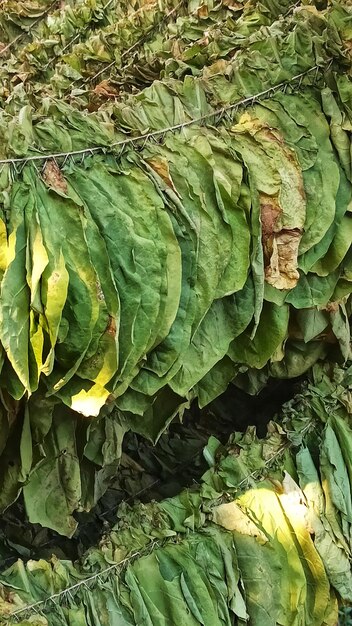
[42,160,68,195]
[93,80,119,99]
[171,39,182,60]
[261,193,281,248]
[197,4,209,18]
[265,229,301,290]
[261,193,301,290]
[222,0,243,10]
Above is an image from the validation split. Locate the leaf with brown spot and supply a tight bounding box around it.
[146,156,179,196]
[197,4,209,18]
[0,589,27,617]
[203,59,227,78]
[236,115,306,291]
[324,301,339,313]
[107,316,117,338]
[42,160,68,195]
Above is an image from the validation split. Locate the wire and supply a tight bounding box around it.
[6,541,161,621]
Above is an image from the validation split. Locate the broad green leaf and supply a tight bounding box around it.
[311,215,352,277]
[295,309,329,343]
[170,279,254,396]
[286,271,340,309]
[228,301,289,369]
[23,405,81,537]
[296,447,352,600]
[0,183,30,390]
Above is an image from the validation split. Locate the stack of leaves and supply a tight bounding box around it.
[0,0,189,107]
[0,362,352,625]
[0,0,59,50]
[1,0,351,111]
[0,0,351,535]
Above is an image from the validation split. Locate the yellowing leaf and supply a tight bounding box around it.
[213,501,268,543]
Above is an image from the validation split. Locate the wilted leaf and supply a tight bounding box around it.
[42,160,68,195]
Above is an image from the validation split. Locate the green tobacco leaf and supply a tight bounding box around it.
[321,87,351,181]
[278,92,340,258]
[170,278,254,396]
[23,405,82,537]
[269,340,327,379]
[311,215,352,277]
[329,303,351,362]
[69,161,172,385]
[228,301,289,369]
[34,172,101,393]
[196,358,245,409]
[0,182,30,391]
[0,0,352,544]
[320,424,352,537]
[286,271,340,309]
[295,309,329,343]
[296,447,352,601]
[299,164,352,274]
[117,385,188,444]
[6,364,352,623]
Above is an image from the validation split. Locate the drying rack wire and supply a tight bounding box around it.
[0,62,329,175]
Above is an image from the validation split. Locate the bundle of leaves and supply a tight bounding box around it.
[0,362,352,626]
[0,0,298,106]
[0,0,351,535]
